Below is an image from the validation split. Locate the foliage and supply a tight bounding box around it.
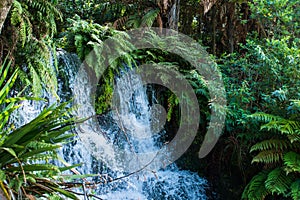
[58,15,136,114]
[1,0,62,96]
[212,0,300,197]
[250,0,300,38]
[57,0,161,30]
[0,58,80,199]
[242,111,300,200]
[0,0,298,199]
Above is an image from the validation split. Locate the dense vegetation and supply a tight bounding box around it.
[0,0,299,199]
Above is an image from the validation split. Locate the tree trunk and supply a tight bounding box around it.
[227,3,235,53]
[211,5,216,55]
[157,0,180,31]
[0,0,13,34]
[168,0,180,30]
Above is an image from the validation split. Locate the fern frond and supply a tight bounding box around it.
[252,150,283,164]
[140,8,160,27]
[283,151,300,173]
[291,180,300,200]
[114,16,130,29]
[261,118,300,135]
[28,64,43,96]
[287,134,300,143]
[250,112,300,134]
[265,167,293,196]
[249,112,282,123]
[250,139,291,152]
[242,170,269,200]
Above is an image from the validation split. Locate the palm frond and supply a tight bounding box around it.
[0,59,79,199]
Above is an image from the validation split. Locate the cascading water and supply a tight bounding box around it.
[12,50,209,200]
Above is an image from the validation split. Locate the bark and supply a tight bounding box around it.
[227,3,235,53]
[0,0,13,34]
[168,0,180,31]
[211,5,216,55]
[157,0,180,31]
[202,0,218,15]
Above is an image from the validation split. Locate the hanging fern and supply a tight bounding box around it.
[3,0,62,97]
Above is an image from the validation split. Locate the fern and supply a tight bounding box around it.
[283,152,300,173]
[7,0,62,96]
[249,112,283,123]
[250,139,291,152]
[291,180,300,200]
[126,8,160,28]
[252,150,283,164]
[141,8,160,27]
[250,112,300,134]
[287,134,300,143]
[242,170,269,200]
[265,167,293,196]
[246,111,300,199]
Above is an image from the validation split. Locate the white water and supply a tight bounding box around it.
[11,50,208,200]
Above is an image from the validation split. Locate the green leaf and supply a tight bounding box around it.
[0,170,5,181]
[265,167,293,195]
[242,170,269,200]
[291,180,300,200]
[283,151,300,173]
[6,164,59,172]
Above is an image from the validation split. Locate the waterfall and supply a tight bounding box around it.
[11,50,209,200]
